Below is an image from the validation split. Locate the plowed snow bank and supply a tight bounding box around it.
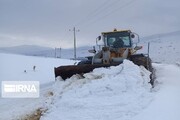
[41,60,154,120]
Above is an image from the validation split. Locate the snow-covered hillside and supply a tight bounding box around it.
[139,34,180,64]
[0,45,93,59]
[0,45,53,56]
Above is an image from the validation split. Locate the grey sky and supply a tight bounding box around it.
[0,0,180,48]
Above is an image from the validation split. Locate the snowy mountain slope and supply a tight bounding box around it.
[0,45,93,59]
[0,45,53,55]
[141,30,180,41]
[139,34,180,64]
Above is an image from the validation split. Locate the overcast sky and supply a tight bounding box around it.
[0,0,180,48]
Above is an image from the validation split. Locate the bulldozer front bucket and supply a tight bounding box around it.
[54,63,121,80]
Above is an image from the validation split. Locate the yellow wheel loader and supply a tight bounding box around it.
[54,29,154,86]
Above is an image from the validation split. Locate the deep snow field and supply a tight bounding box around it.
[0,35,180,120]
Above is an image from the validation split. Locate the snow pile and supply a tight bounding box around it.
[41,60,153,120]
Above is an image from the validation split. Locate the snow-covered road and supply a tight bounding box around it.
[0,81,56,120]
[133,64,180,120]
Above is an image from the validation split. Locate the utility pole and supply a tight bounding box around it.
[59,47,61,58]
[69,27,80,60]
[55,47,56,58]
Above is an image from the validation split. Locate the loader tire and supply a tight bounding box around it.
[130,54,152,71]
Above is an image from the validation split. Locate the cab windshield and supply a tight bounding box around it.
[104,32,131,48]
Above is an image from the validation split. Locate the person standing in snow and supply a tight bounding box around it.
[33,66,36,71]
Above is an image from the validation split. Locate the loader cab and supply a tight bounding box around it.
[102,30,133,48]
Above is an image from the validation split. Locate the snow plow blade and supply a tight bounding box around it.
[54,63,121,80]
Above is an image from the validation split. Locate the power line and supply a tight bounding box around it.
[94,0,137,23]
[74,0,125,27]
[74,0,111,26]
[79,0,137,28]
